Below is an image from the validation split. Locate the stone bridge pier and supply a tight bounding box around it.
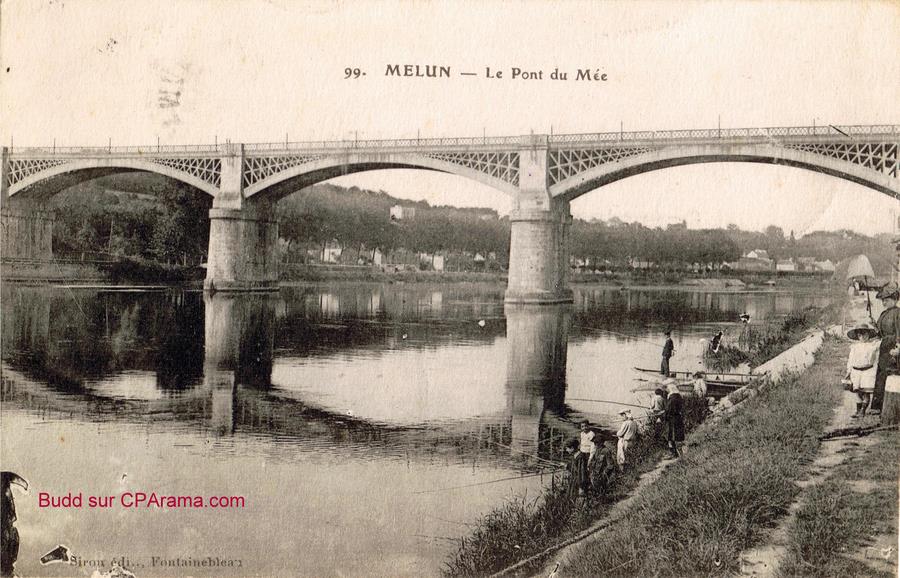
[205,145,279,292]
[506,142,573,304]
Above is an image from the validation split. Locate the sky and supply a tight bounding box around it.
[1,0,898,235]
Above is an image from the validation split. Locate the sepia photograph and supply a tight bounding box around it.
[1,1,898,576]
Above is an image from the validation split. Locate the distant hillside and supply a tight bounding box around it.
[42,173,895,274]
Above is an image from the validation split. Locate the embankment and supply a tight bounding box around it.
[445,305,841,577]
[1,259,202,286]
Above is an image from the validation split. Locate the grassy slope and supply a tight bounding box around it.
[777,430,899,577]
[561,339,846,576]
[444,398,710,576]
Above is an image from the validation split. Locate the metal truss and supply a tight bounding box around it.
[6,158,72,187]
[147,157,222,188]
[785,142,899,178]
[548,147,653,186]
[422,151,519,186]
[242,155,324,189]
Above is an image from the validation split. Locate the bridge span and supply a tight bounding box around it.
[2,125,898,303]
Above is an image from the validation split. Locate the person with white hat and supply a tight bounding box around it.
[845,322,880,417]
[615,410,638,470]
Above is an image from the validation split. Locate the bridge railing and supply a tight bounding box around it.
[548,124,900,144]
[242,135,532,151]
[6,124,898,156]
[7,144,227,155]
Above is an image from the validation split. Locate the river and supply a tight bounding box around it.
[0,282,831,577]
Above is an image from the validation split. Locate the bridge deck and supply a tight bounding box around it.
[7,124,898,157]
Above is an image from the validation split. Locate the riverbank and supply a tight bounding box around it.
[443,301,846,576]
[553,338,848,577]
[0,258,202,285]
[3,258,836,292]
[443,397,711,576]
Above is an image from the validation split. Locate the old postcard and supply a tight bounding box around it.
[1,1,898,576]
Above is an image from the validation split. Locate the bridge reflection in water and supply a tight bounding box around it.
[1,287,581,469]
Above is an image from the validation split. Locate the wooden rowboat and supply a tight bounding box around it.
[633,366,756,389]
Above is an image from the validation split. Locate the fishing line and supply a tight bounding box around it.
[572,324,667,348]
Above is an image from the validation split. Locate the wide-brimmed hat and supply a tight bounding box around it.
[876,282,899,300]
[847,322,878,340]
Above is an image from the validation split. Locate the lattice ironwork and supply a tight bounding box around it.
[242,155,324,188]
[423,151,519,186]
[147,157,222,188]
[548,147,653,186]
[5,158,72,187]
[784,142,899,178]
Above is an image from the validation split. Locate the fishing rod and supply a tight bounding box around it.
[474,436,567,469]
[567,397,650,410]
[411,468,564,495]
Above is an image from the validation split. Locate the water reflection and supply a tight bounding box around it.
[0,283,831,576]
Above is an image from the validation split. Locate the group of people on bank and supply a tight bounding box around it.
[566,378,688,497]
[845,282,900,418]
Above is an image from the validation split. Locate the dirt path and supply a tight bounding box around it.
[737,388,871,576]
[739,297,896,577]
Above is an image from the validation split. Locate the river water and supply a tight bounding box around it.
[0,282,831,577]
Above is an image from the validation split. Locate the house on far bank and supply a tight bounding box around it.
[796,257,817,272]
[322,240,342,263]
[729,249,774,272]
[390,205,416,221]
[814,259,835,273]
[776,258,796,272]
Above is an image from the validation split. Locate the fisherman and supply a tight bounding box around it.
[661,330,675,376]
[845,322,880,418]
[664,380,685,459]
[591,440,619,492]
[692,371,708,398]
[565,439,591,497]
[710,331,724,353]
[615,410,638,470]
[649,388,666,419]
[2,472,28,578]
[872,283,900,414]
[579,420,597,464]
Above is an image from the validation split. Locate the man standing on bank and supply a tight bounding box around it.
[661,330,675,376]
[872,283,900,414]
[664,380,685,459]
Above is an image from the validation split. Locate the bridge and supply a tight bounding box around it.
[2,124,898,303]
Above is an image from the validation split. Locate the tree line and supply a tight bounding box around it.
[48,175,894,272]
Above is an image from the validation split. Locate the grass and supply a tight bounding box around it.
[706,303,841,371]
[777,430,899,577]
[443,396,710,576]
[556,339,846,577]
